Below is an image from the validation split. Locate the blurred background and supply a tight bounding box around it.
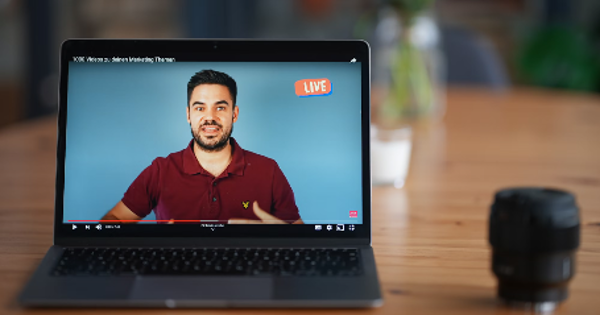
[1,0,600,129]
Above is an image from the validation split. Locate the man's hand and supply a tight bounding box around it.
[228,201,303,224]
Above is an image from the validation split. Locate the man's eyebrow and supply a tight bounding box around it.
[190,100,229,106]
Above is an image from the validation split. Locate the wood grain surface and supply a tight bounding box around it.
[1,88,599,314]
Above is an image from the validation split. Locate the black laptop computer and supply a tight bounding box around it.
[18,39,382,308]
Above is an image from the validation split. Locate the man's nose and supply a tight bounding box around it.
[202,107,218,120]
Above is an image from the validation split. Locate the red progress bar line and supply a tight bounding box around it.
[68,220,220,223]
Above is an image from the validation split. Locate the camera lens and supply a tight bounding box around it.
[489,188,580,311]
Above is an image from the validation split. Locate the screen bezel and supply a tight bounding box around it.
[55,39,371,246]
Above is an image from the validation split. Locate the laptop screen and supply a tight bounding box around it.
[56,40,370,239]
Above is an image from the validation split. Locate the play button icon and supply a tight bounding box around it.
[72,224,77,230]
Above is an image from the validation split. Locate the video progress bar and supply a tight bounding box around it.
[68,220,223,223]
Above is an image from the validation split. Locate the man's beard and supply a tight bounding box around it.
[191,120,233,152]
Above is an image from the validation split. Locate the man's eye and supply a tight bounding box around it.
[195,107,203,111]
[217,107,225,111]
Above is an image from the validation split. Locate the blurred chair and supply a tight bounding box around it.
[440,25,509,90]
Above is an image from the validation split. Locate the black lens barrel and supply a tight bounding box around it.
[489,188,580,303]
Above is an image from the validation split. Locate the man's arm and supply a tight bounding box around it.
[105,158,160,222]
[270,163,302,223]
[102,201,143,222]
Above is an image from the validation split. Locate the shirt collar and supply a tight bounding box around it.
[183,138,246,177]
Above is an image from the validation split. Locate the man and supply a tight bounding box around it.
[102,70,302,224]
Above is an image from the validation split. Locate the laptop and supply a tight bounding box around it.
[18,39,382,308]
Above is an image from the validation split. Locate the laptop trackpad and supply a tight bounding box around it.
[130,277,273,301]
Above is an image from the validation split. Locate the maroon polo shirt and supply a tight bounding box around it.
[121,138,300,223]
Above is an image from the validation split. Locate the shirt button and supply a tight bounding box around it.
[213,182,217,186]
[212,197,217,202]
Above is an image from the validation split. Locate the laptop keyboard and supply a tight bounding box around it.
[51,248,362,277]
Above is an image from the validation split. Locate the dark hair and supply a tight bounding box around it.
[187,69,238,107]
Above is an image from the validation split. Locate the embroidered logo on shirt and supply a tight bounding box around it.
[242,201,250,209]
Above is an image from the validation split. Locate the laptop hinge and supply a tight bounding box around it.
[55,237,370,248]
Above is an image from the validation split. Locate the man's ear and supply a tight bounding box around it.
[233,105,239,123]
[186,106,191,124]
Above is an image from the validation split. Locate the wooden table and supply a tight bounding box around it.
[1,88,599,314]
